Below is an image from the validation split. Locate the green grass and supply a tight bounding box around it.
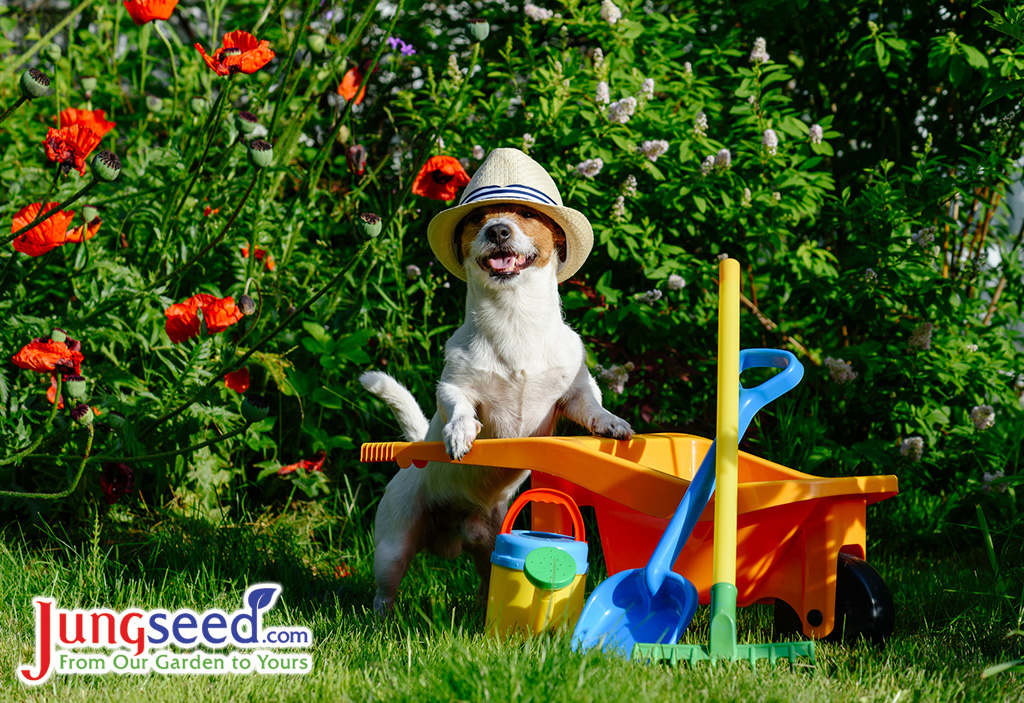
[0,493,1022,703]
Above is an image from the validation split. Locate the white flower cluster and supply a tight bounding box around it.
[612,195,626,220]
[965,343,978,353]
[592,47,604,69]
[715,148,731,170]
[900,437,924,462]
[741,187,752,208]
[446,54,461,83]
[606,96,637,124]
[594,361,634,394]
[622,174,638,197]
[472,144,485,160]
[524,2,553,21]
[809,123,824,145]
[576,158,604,178]
[683,61,692,75]
[912,226,936,248]
[749,37,770,64]
[762,128,778,156]
[693,110,708,138]
[640,78,655,100]
[600,0,622,25]
[970,404,995,431]
[667,274,686,290]
[864,268,877,283]
[700,155,714,176]
[595,81,610,105]
[522,133,535,151]
[982,470,1007,493]
[909,322,933,351]
[824,357,858,384]
[637,289,663,305]
[406,264,421,280]
[640,139,669,162]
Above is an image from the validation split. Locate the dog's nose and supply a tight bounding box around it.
[485,223,512,244]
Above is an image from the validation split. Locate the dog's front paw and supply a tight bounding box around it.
[443,415,482,461]
[591,412,634,441]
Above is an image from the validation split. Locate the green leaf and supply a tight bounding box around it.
[978,79,1024,109]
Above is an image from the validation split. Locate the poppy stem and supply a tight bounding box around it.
[0,425,93,500]
[267,0,318,139]
[244,172,266,282]
[0,179,99,248]
[0,95,27,128]
[170,77,234,221]
[0,376,64,468]
[154,172,258,291]
[153,20,180,116]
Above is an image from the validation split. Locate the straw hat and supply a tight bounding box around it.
[426,148,594,283]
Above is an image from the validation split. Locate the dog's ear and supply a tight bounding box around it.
[552,221,567,263]
[454,216,468,265]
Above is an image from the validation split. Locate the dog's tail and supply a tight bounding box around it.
[359,371,430,442]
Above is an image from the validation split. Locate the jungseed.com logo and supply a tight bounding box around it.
[18,583,312,685]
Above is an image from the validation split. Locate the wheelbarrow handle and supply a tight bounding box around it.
[643,349,804,596]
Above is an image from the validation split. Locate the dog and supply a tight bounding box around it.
[361,149,633,613]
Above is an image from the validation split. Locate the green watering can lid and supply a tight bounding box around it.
[523,547,577,590]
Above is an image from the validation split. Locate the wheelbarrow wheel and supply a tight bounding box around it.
[773,552,895,645]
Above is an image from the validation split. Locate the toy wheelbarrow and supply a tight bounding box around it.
[361,436,898,645]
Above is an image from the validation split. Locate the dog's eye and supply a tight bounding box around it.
[521,211,535,219]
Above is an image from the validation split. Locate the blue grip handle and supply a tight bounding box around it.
[643,349,803,596]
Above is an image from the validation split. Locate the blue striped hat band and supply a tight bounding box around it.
[460,183,560,207]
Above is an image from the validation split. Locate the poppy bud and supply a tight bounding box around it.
[20,68,50,100]
[146,94,164,112]
[358,212,383,239]
[65,375,87,399]
[238,294,257,316]
[468,19,490,42]
[241,395,271,423]
[43,44,62,62]
[190,96,210,115]
[236,110,259,134]
[285,305,297,317]
[336,125,351,144]
[70,403,94,426]
[106,410,126,430]
[247,139,274,169]
[307,34,327,54]
[50,328,68,343]
[92,150,122,182]
[346,144,367,175]
[81,75,98,93]
[82,206,99,223]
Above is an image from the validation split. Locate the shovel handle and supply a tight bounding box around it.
[642,348,803,596]
[501,488,585,542]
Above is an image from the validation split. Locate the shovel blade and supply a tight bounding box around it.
[571,570,699,659]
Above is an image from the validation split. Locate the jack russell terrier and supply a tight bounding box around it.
[361,148,633,613]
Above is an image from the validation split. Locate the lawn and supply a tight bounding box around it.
[1,494,1022,703]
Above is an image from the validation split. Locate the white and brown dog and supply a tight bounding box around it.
[361,148,632,613]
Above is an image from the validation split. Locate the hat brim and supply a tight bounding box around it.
[427,198,593,284]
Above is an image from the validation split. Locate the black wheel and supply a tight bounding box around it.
[773,552,895,645]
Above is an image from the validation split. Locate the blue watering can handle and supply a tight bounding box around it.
[643,349,804,596]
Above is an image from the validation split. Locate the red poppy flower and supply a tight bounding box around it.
[12,338,84,375]
[44,125,102,176]
[66,218,101,244]
[335,563,352,578]
[164,293,244,344]
[203,206,220,217]
[224,367,250,393]
[195,31,274,76]
[412,156,471,201]
[240,244,276,271]
[11,203,76,257]
[55,108,116,139]
[123,0,179,25]
[346,144,367,176]
[337,66,367,105]
[277,450,327,476]
[100,463,135,504]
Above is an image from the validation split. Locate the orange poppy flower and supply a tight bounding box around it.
[412,156,471,201]
[164,293,244,344]
[337,66,367,105]
[240,244,276,271]
[195,30,274,76]
[12,338,84,376]
[11,203,76,257]
[55,108,116,139]
[277,450,327,476]
[66,218,101,244]
[224,367,250,393]
[123,0,179,25]
[44,125,102,176]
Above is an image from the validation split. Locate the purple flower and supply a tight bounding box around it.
[388,36,417,56]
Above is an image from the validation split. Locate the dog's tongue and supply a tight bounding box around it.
[489,255,517,272]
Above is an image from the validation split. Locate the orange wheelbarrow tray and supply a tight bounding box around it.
[361,432,899,640]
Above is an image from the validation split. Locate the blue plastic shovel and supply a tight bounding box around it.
[571,349,804,657]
